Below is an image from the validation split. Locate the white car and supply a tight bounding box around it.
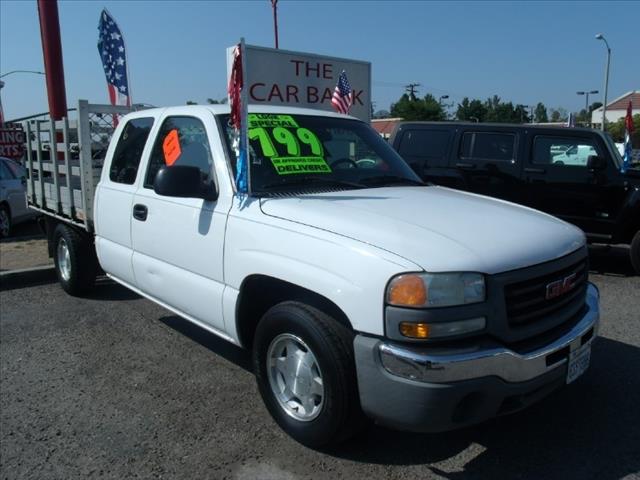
[0,157,36,238]
[552,144,597,166]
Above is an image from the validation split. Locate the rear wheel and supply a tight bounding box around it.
[631,231,640,275]
[53,224,97,295]
[0,205,11,238]
[253,301,366,448]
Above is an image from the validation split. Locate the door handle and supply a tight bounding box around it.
[133,204,148,221]
[456,162,476,169]
[524,167,546,174]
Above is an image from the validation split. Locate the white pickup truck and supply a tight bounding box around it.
[30,104,599,447]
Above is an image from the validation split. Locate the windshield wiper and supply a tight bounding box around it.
[260,177,365,192]
[360,175,426,187]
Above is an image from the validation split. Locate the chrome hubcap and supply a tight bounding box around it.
[267,333,324,422]
[57,238,71,281]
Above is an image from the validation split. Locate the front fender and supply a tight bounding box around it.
[223,202,419,336]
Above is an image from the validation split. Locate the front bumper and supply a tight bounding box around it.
[354,283,600,432]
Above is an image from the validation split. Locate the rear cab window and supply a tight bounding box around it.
[109,117,154,184]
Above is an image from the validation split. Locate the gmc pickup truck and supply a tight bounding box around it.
[27,104,599,447]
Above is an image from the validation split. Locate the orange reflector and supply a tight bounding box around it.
[388,274,427,307]
[399,322,430,339]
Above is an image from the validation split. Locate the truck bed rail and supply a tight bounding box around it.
[21,100,134,232]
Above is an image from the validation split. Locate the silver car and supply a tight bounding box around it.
[0,157,36,238]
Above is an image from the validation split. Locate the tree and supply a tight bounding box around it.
[607,114,640,145]
[456,97,488,122]
[207,97,227,104]
[534,102,548,123]
[373,109,391,119]
[576,102,603,126]
[186,100,198,105]
[390,93,446,121]
[549,107,568,123]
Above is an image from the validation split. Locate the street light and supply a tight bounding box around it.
[595,33,611,131]
[0,70,45,126]
[0,70,45,79]
[438,95,449,105]
[576,90,599,125]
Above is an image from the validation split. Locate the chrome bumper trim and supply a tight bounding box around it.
[379,283,600,383]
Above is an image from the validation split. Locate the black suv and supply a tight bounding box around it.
[390,122,640,273]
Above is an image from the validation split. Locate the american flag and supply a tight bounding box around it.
[622,100,634,173]
[97,10,130,107]
[331,70,353,114]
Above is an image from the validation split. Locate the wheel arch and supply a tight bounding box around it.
[235,274,354,349]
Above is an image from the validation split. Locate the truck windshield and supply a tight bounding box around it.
[221,113,423,194]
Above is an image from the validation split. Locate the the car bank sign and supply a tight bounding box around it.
[228,44,371,122]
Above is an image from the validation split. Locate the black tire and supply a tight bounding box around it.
[53,223,97,296]
[631,231,640,275]
[253,301,366,448]
[0,204,11,238]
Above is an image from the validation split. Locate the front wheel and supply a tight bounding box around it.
[253,301,366,448]
[53,224,97,296]
[631,231,640,275]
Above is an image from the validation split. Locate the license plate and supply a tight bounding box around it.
[566,344,591,384]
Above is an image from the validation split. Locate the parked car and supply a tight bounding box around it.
[29,104,599,447]
[389,122,640,273]
[0,156,36,238]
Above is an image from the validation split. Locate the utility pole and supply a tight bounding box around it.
[405,83,420,100]
[271,0,279,49]
[595,34,611,131]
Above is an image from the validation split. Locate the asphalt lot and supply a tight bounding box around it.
[1,247,639,480]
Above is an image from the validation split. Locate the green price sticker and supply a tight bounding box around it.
[271,157,332,175]
[248,115,329,175]
[248,114,299,129]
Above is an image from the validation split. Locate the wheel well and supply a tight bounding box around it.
[44,217,94,258]
[235,275,353,349]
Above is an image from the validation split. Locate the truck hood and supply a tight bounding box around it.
[259,186,585,274]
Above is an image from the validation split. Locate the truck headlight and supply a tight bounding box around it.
[387,272,485,308]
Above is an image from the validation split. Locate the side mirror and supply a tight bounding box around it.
[587,155,607,171]
[153,165,218,201]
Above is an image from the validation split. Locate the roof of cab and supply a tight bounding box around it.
[131,104,360,121]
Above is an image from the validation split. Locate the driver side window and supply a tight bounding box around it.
[532,136,600,167]
[144,116,213,188]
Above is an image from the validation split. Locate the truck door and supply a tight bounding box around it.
[94,116,155,286]
[452,129,523,201]
[522,133,618,237]
[131,111,231,333]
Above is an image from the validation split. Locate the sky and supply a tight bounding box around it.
[1,0,638,120]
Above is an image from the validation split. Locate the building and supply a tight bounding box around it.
[371,118,403,139]
[591,90,639,128]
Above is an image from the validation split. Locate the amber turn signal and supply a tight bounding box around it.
[387,274,427,307]
[399,322,431,339]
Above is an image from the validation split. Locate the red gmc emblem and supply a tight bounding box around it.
[545,272,578,300]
